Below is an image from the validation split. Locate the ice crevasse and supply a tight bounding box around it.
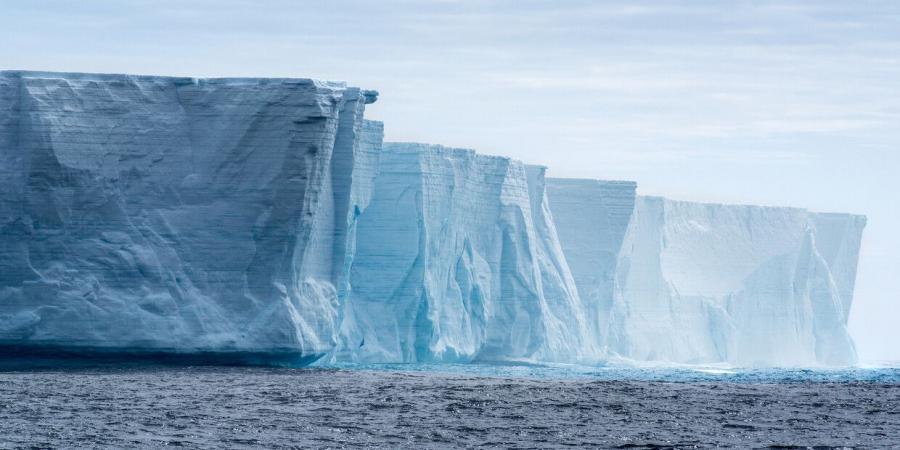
[0,71,867,367]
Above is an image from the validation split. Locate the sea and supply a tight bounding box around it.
[1,362,899,449]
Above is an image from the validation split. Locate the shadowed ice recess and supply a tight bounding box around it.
[0,71,866,368]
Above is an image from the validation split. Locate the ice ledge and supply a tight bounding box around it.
[641,194,867,221]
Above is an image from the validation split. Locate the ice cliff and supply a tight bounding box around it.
[0,71,380,362]
[609,197,866,367]
[0,70,867,367]
[546,180,866,367]
[545,179,637,347]
[332,144,595,363]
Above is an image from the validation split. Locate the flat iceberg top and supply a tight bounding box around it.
[384,142,516,164]
[643,195,866,221]
[547,177,638,188]
[0,70,379,103]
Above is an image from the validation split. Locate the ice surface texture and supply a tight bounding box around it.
[0,71,867,367]
[547,181,866,367]
[332,144,594,363]
[0,71,380,361]
[545,179,637,349]
[608,198,866,367]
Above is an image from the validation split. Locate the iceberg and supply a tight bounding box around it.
[0,70,379,362]
[331,144,596,363]
[0,70,868,367]
[545,178,637,345]
[610,197,865,367]
[547,183,866,367]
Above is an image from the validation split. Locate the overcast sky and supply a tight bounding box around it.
[2,0,898,361]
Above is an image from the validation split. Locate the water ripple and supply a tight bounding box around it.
[0,366,898,448]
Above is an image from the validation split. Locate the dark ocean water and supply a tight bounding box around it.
[1,365,899,449]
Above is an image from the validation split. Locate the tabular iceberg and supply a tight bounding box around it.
[0,70,869,367]
[331,143,596,363]
[547,181,866,367]
[545,178,637,345]
[609,197,865,367]
[0,70,379,362]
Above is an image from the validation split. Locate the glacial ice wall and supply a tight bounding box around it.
[608,197,866,367]
[0,71,378,360]
[0,70,868,367]
[546,178,637,342]
[332,143,596,363]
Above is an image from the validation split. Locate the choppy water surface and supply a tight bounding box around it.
[1,365,899,449]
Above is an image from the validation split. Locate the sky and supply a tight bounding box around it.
[1,0,898,361]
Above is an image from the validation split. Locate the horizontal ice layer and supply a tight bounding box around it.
[0,70,379,361]
[333,143,596,363]
[609,197,866,367]
[546,178,637,344]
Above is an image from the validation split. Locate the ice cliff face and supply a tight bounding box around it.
[546,179,637,345]
[608,197,865,367]
[332,144,595,363]
[547,181,866,367]
[0,71,379,360]
[0,70,868,367]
